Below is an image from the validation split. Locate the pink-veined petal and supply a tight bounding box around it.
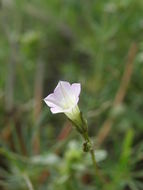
[54,81,75,106]
[44,94,63,108]
[53,83,65,102]
[54,81,71,99]
[71,83,81,99]
[54,81,71,93]
[50,107,64,114]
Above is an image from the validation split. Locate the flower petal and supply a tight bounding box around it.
[44,94,63,108]
[50,107,64,114]
[54,81,75,106]
[54,81,71,93]
[71,83,81,99]
[54,81,71,99]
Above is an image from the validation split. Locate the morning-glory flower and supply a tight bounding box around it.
[44,81,81,122]
[44,81,101,178]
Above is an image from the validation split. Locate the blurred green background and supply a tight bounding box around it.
[0,0,143,190]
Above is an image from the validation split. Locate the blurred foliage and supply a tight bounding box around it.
[0,0,143,189]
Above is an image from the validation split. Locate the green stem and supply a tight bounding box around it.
[71,111,106,183]
[90,148,101,178]
[82,132,105,183]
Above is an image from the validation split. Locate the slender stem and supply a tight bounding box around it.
[90,148,101,178]
[82,131,106,183]
[82,132,99,172]
[23,174,34,190]
[72,112,106,183]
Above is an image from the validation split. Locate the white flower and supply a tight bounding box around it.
[44,81,81,121]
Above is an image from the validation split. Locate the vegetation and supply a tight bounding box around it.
[0,0,143,189]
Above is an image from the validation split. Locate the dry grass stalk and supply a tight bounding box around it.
[32,58,45,154]
[96,43,138,147]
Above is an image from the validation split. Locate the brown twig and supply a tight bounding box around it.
[96,42,138,147]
